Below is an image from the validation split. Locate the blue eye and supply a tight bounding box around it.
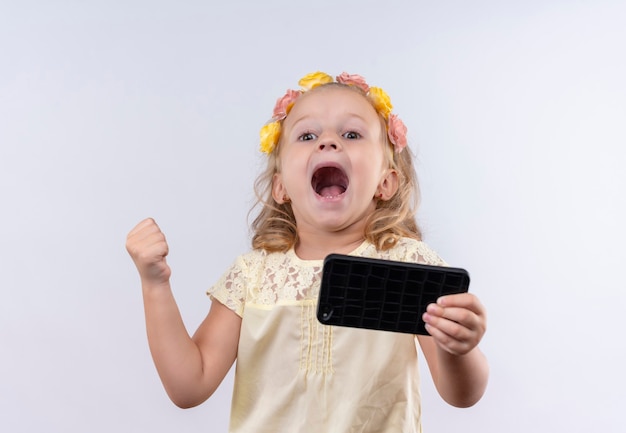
[343,131,361,139]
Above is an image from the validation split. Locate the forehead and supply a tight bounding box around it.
[285,85,379,122]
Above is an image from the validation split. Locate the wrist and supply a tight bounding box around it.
[141,279,172,295]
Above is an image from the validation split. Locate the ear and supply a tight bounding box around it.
[272,173,290,204]
[375,169,399,200]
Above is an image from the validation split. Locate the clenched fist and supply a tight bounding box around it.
[126,218,172,285]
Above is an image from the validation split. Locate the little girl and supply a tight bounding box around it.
[126,71,489,432]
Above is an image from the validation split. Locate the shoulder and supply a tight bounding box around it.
[237,248,269,265]
[395,237,448,266]
[214,249,269,282]
[231,248,294,273]
[366,237,448,266]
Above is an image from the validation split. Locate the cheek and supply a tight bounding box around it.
[355,156,388,191]
[281,145,309,169]
[355,150,385,174]
[278,156,308,189]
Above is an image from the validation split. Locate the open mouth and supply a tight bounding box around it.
[311,166,349,198]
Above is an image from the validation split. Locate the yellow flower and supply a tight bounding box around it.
[298,71,333,91]
[368,87,393,120]
[259,121,281,154]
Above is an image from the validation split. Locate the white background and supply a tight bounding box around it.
[1,1,625,432]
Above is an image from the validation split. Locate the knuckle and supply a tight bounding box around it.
[458,309,472,324]
[447,324,464,340]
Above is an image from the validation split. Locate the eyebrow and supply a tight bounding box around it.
[288,112,371,130]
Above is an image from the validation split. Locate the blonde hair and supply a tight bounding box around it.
[250,83,422,252]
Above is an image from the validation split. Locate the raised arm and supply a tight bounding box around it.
[417,293,489,408]
[126,218,241,408]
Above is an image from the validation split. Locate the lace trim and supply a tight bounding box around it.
[207,238,446,315]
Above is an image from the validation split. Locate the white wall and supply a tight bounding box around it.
[1,1,624,432]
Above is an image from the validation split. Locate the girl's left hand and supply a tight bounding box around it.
[422,293,486,356]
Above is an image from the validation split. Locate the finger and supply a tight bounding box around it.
[428,312,473,339]
[439,306,479,329]
[424,321,472,356]
[425,306,486,350]
[426,297,485,328]
[126,228,169,259]
[424,304,472,335]
[127,220,166,248]
[127,217,159,238]
[425,302,444,317]
[437,293,486,316]
[148,235,169,258]
[134,234,169,258]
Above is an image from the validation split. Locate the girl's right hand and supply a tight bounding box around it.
[126,218,172,286]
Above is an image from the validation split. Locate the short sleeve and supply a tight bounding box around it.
[206,255,249,317]
[385,238,449,266]
[411,241,448,266]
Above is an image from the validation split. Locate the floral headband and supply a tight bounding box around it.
[259,71,408,155]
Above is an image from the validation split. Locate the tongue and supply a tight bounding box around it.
[319,185,344,197]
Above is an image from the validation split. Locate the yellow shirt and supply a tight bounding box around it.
[208,238,446,433]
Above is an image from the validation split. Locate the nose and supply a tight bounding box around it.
[318,142,338,151]
[317,135,342,152]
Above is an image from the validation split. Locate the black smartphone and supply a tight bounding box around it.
[317,254,470,335]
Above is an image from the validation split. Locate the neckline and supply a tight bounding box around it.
[287,240,370,266]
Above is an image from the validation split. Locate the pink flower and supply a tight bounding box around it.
[272,89,301,120]
[336,72,370,93]
[387,114,408,153]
